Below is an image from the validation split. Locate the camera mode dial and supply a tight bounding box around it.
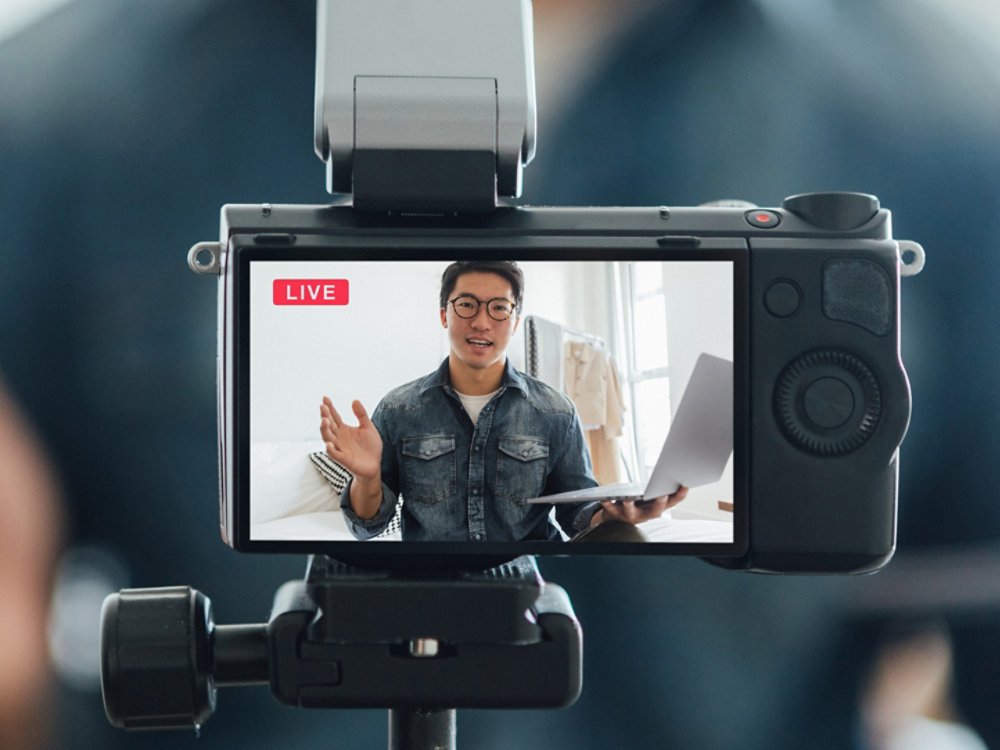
[774,350,882,456]
[782,192,880,231]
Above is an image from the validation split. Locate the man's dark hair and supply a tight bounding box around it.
[439,261,524,312]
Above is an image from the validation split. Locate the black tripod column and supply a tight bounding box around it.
[390,708,457,750]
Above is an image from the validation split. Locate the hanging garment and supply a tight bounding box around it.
[564,340,627,484]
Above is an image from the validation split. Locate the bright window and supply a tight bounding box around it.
[623,262,671,482]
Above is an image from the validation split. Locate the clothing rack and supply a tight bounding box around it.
[562,324,607,349]
[524,315,634,484]
[524,314,606,388]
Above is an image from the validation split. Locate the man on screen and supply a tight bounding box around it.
[319,260,686,542]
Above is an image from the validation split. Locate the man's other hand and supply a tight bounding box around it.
[595,486,689,526]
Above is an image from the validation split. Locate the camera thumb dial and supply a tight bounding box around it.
[774,350,882,456]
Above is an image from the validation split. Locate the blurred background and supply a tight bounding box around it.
[2,1,999,748]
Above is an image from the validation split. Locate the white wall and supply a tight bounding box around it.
[250,260,450,443]
[661,261,733,405]
[509,261,615,371]
[250,260,613,443]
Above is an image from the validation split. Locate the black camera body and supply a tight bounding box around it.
[101,1,927,737]
[200,190,916,574]
[723,191,912,573]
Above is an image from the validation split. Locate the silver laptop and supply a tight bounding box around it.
[526,352,733,504]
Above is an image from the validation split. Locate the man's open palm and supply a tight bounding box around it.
[320,397,383,481]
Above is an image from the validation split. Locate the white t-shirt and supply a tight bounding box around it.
[455,388,502,425]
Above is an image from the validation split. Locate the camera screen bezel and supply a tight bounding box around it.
[229,236,749,561]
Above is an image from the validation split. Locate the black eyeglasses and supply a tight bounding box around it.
[448,295,517,321]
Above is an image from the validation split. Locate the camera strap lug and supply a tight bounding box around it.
[897,240,926,277]
[187,242,223,275]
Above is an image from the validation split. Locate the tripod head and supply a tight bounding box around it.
[101,556,581,743]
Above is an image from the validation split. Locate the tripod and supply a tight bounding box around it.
[100,555,582,749]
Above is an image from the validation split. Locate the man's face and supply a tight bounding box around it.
[440,271,520,372]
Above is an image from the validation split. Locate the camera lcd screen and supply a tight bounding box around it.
[239,248,746,557]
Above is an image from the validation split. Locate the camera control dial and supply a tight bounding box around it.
[774,350,882,456]
[782,192,880,231]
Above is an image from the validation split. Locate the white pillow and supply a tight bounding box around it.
[308,451,352,491]
[309,450,403,540]
[250,440,342,524]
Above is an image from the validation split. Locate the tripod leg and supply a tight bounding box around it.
[388,708,456,750]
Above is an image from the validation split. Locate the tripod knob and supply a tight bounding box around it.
[101,587,217,730]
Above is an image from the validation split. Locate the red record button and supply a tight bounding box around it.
[746,210,781,228]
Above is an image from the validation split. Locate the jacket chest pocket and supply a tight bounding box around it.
[495,436,549,505]
[401,435,457,505]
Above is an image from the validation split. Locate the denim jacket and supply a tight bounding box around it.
[340,358,599,541]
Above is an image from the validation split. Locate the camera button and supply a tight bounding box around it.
[764,280,802,318]
[745,210,781,228]
[803,377,855,429]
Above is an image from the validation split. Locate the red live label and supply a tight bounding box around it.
[273,279,349,305]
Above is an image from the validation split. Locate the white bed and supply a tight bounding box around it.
[636,514,733,543]
[249,440,392,541]
[249,440,731,544]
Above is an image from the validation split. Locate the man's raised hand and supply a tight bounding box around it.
[319,397,383,481]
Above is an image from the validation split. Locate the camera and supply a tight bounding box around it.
[100,0,929,737]
[190,190,921,574]
[179,0,927,574]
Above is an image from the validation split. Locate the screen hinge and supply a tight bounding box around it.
[314,0,536,213]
